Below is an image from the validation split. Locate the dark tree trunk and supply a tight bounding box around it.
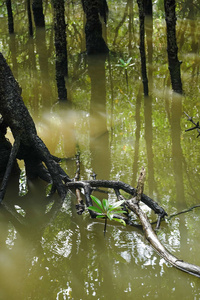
[27,0,33,36]
[137,0,149,96]
[144,0,153,88]
[52,0,68,101]
[164,0,182,94]
[99,0,109,24]
[0,52,69,200]
[32,0,45,27]
[81,0,109,54]
[144,0,152,16]
[6,0,14,33]
[0,120,20,180]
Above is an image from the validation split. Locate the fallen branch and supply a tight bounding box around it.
[167,204,200,221]
[127,199,200,278]
[74,152,85,214]
[66,179,167,219]
[70,167,200,278]
[124,167,200,277]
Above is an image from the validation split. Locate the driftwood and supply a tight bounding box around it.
[1,52,200,278]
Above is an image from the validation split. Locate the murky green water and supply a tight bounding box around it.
[1,1,200,299]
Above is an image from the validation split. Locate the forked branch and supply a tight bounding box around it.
[72,167,200,278]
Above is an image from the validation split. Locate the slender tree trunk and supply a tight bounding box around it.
[52,0,68,101]
[144,0,152,16]
[137,0,149,96]
[6,0,14,33]
[81,0,109,54]
[164,0,182,94]
[27,0,33,36]
[32,0,45,27]
[144,0,153,89]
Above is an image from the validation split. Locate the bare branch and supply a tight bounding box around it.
[184,111,200,137]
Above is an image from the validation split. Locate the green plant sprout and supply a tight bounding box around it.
[116,57,134,69]
[116,57,134,92]
[88,195,127,235]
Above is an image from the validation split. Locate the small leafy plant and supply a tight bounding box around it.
[116,57,134,92]
[116,57,134,70]
[88,195,126,235]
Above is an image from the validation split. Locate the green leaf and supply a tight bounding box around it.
[91,195,103,210]
[111,210,127,215]
[113,218,126,226]
[96,215,105,219]
[126,57,132,64]
[88,206,103,214]
[109,200,125,210]
[107,211,113,221]
[119,58,125,65]
[102,199,109,212]
[116,64,124,67]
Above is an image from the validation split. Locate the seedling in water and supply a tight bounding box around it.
[88,195,126,235]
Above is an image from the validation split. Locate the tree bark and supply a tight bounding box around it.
[144,0,152,16]
[52,0,68,101]
[164,0,182,94]
[32,0,45,27]
[6,0,14,33]
[0,52,69,200]
[137,0,149,96]
[27,0,33,36]
[81,0,109,54]
[0,119,20,180]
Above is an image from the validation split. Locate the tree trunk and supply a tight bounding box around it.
[27,0,33,36]
[52,0,68,101]
[144,0,152,16]
[137,0,149,96]
[0,120,20,180]
[81,0,109,54]
[164,0,182,94]
[6,0,14,33]
[0,52,69,200]
[32,0,45,27]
